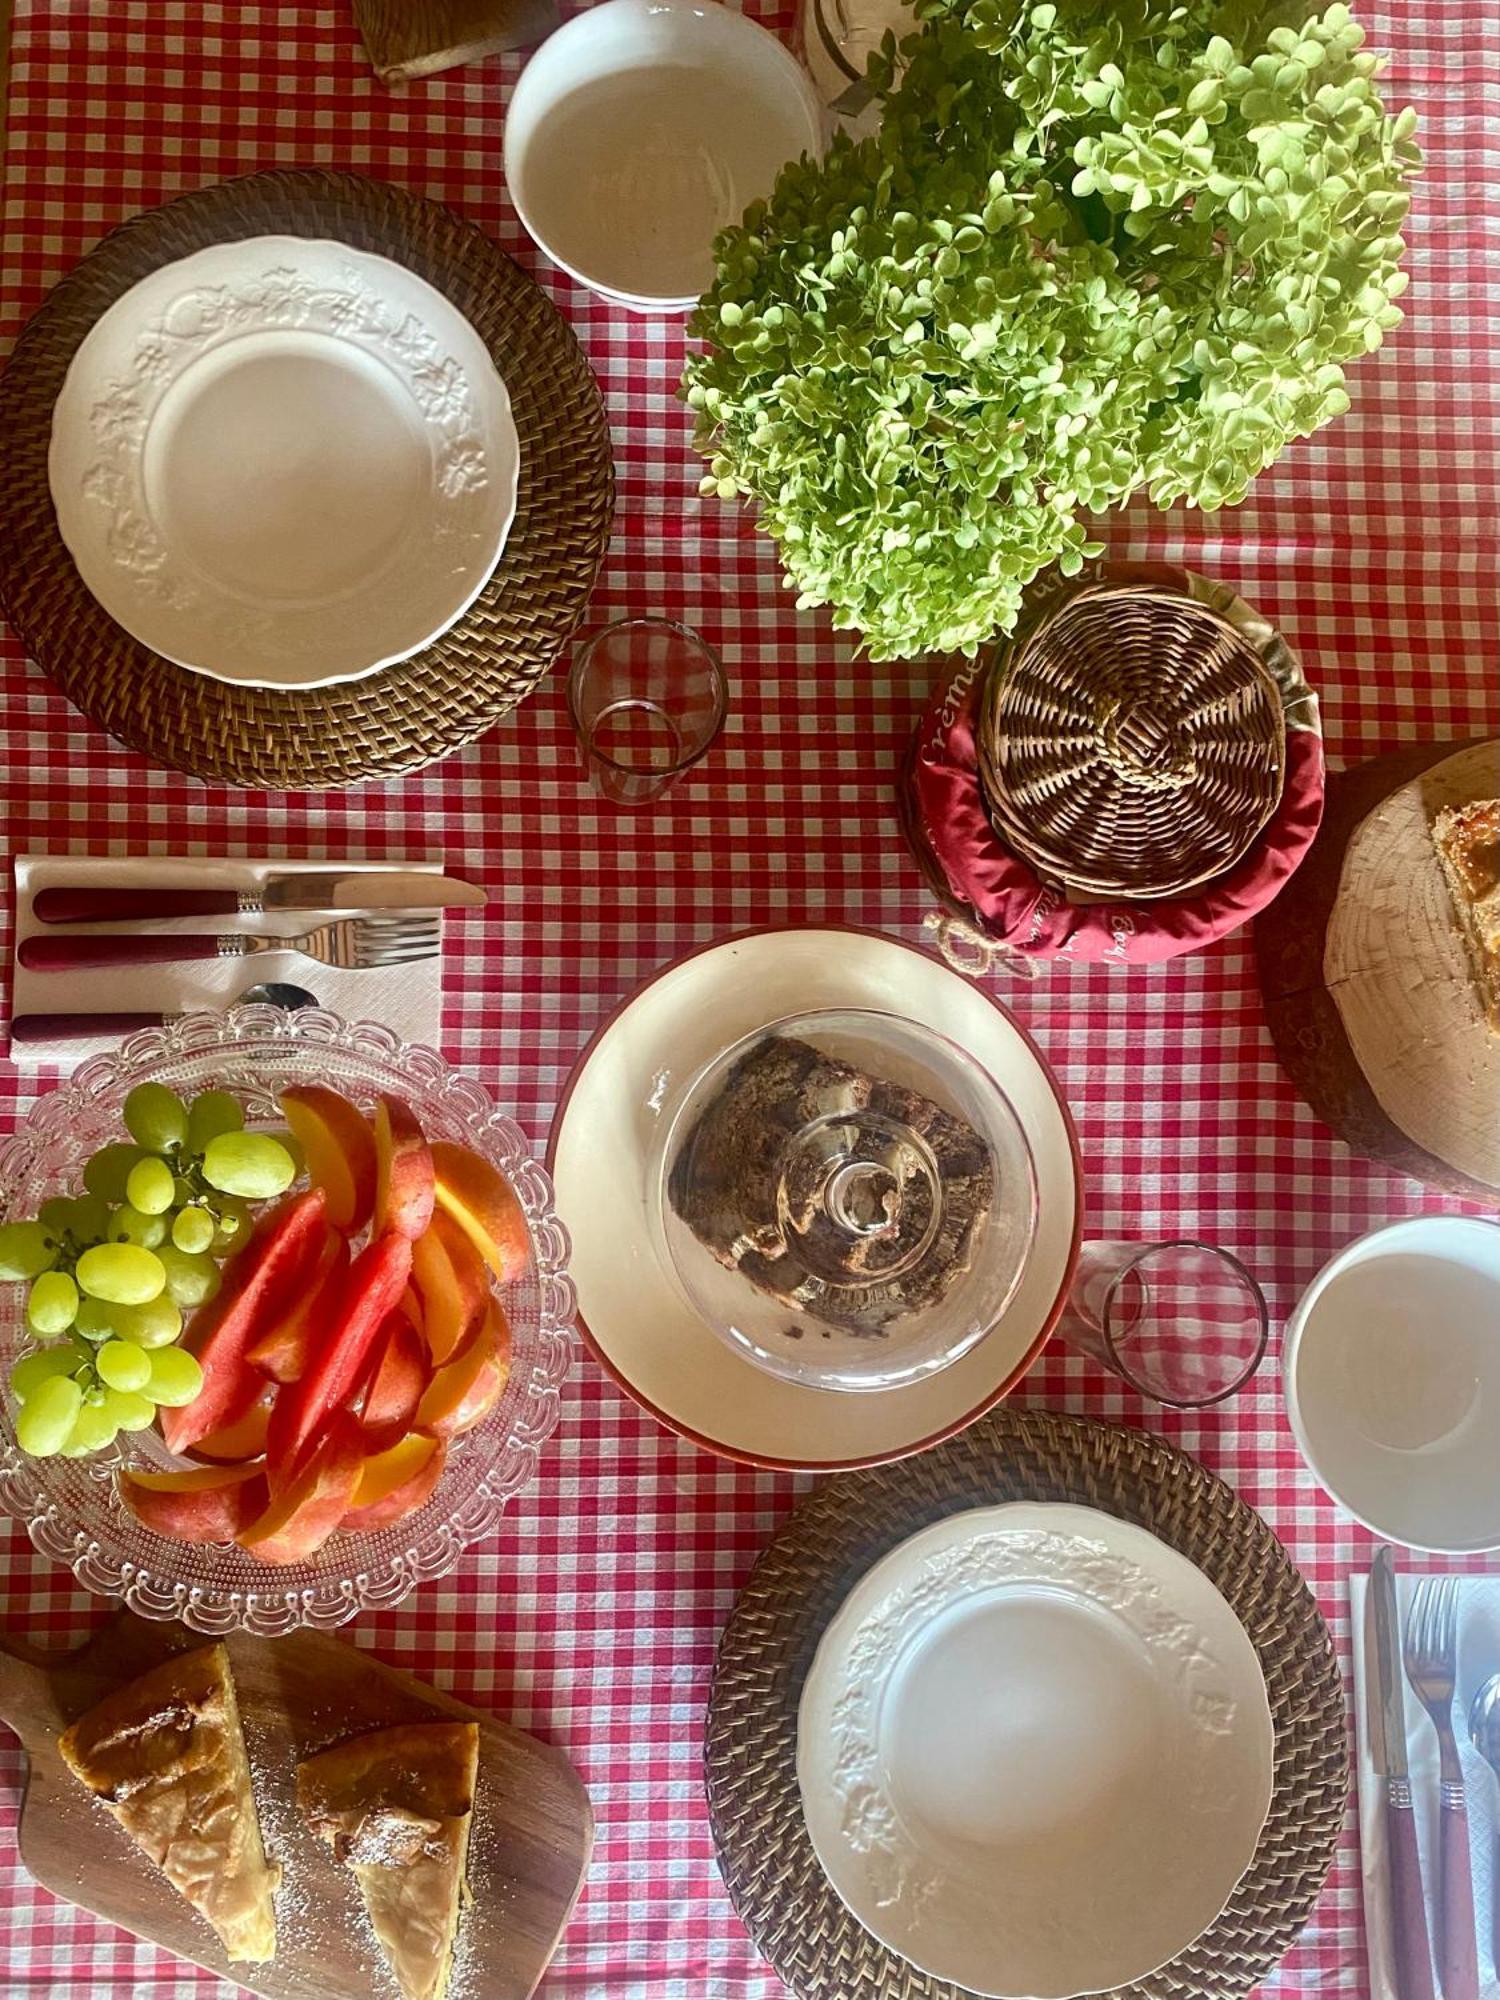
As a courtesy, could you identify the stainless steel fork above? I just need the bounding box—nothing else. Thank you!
[222,917,441,969]
[18,915,442,974]
[1404,1577,1479,2000]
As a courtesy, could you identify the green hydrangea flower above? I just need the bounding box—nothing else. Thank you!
[684,0,1419,660]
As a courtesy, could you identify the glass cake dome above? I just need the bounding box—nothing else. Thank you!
[651,1009,1038,1392]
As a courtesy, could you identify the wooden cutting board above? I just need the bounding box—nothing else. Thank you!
[0,1610,594,1999]
[1255,736,1500,1203]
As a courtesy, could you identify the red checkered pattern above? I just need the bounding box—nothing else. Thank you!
[1,3,1497,1994]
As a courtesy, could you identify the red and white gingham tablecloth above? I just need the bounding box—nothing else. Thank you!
[0,3,1497,1994]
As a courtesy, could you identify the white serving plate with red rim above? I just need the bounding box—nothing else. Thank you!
[547,926,1082,1469]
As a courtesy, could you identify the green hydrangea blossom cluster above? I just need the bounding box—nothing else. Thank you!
[683,0,1419,660]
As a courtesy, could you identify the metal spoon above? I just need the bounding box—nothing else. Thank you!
[9,982,321,1045]
[233,983,319,1012]
[1468,1674,1500,1973]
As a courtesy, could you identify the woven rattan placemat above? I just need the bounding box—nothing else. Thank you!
[0,167,614,790]
[706,1404,1346,2000]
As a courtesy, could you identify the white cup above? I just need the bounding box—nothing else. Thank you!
[504,0,825,313]
[1284,1215,1500,1553]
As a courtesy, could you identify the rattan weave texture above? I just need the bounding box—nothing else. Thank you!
[978,583,1286,900]
[0,168,614,790]
[706,1404,1346,2000]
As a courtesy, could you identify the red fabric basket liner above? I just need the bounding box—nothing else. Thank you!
[906,566,1326,965]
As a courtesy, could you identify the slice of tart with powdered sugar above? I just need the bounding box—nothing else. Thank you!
[297,1719,479,2000]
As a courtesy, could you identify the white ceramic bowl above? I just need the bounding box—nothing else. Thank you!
[1284,1216,1500,1553]
[504,0,824,312]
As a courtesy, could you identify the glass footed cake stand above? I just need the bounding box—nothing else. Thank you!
[653,1009,1037,1392]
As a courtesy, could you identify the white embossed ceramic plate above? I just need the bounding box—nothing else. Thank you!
[797,1501,1274,1998]
[48,237,520,688]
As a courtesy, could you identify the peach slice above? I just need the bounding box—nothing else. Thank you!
[413,1302,511,1440]
[186,1392,273,1465]
[400,1282,426,1341]
[409,1208,490,1366]
[237,1415,363,1565]
[373,1095,435,1242]
[245,1227,349,1386]
[280,1085,377,1234]
[430,1141,530,1283]
[359,1310,431,1450]
[349,1431,437,1509]
[341,1434,447,1532]
[120,1460,268,1543]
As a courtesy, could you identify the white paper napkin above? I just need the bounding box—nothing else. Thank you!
[1351,1568,1500,2000]
[9,855,447,1069]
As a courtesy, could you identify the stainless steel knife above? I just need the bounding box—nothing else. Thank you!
[32,872,487,925]
[1369,1546,1437,2000]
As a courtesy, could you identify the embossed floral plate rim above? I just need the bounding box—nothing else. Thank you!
[47,236,520,689]
[796,1500,1275,1999]
[0,1006,574,1637]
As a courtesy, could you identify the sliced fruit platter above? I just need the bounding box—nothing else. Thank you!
[0,1008,573,1633]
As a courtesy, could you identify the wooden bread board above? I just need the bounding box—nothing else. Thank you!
[1255,736,1500,1203]
[0,1610,594,2000]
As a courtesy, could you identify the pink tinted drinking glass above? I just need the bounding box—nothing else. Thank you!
[567,618,728,807]
[1056,1239,1268,1407]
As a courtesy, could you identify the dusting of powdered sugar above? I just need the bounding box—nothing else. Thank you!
[443,1743,521,2000]
[341,1806,446,1867]
[237,1697,313,1946]
[226,1686,536,1998]
[285,1709,426,1998]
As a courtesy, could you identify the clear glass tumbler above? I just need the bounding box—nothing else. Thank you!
[1056,1239,1268,1407]
[798,0,914,125]
[567,617,728,808]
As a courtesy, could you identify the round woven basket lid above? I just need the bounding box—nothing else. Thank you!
[0,169,615,791]
[706,1404,1346,2000]
[978,579,1287,900]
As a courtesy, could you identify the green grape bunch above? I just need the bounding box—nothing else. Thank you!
[0,1081,298,1462]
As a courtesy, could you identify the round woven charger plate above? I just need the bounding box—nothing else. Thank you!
[0,169,615,790]
[978,580,1286,901]
[706,1404,1346,2000]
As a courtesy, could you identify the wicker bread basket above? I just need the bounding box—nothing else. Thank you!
[977,579,1287,900]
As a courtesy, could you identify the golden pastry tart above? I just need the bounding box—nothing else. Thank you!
[297,1719,479,2000]
[58,1642,279,1962]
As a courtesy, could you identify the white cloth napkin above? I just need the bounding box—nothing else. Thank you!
[10,855,446,1069]
[1351,1568,1500,2000]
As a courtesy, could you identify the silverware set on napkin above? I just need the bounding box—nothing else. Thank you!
[1369,1547,1498,2000]
[13,870,483,1043]
[21,914,443,973]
